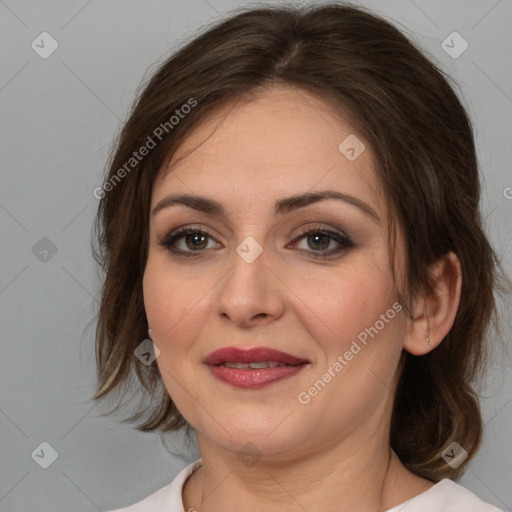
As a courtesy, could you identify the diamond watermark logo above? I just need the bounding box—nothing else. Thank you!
[31,32,59,59]
[32,237,58,263]
[237,442,262,468]
[338,134,365,161]
[441,32,468,59]
[31,441,58,469]
[134,339,160,366]
[441,441,468,468]
[236,236,263,263]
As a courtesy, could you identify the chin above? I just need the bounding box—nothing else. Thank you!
[195,413,311,460]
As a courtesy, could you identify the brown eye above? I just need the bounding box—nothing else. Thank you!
[291,228,354,259]
[160,228,221,257]
[306,233,331,251]
[184,232,209,250]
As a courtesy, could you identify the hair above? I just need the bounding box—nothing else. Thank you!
[91,2,508,481]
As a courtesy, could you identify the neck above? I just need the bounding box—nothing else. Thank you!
[182,432,434,512]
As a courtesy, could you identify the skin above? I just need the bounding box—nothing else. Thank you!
[142,84,462,511]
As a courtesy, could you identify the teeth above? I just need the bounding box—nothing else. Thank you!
[249,361,271,369]
[221,361,286,369]
[223,362,250,369]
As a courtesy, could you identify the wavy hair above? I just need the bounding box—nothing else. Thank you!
[91,2,508,480]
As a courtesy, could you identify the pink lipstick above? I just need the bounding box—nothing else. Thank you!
[204,347,309,389]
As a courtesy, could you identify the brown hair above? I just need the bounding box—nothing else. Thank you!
[91,2,508,480]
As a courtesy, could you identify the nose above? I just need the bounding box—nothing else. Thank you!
[216,240,285,328]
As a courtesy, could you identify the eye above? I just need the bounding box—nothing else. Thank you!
[160,226,221,257]
[159,224,354,260]
[290,226,354,259]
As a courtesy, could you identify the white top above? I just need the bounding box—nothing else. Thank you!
[106,459,504,512]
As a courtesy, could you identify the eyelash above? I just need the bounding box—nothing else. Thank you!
[159,224,355,260]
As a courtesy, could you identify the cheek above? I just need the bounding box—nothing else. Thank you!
[142,255,219,391]
[142,258,208,419]
[289,260,396,351]
[292,261,405,406]
[143,255,206,340]
[298,289,404,431]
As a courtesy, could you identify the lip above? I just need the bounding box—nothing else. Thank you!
[204,347,309,390]
[203,347,309,366]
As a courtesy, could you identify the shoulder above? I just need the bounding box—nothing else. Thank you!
[105,459,202,512]
[386,478,505,512]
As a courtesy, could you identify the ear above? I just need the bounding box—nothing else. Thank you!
[404,251,462,356]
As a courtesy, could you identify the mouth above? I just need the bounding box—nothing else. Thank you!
[204,346,309,389]
[219,361,298,369]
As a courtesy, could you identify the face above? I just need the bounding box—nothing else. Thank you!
[143,85,409,460]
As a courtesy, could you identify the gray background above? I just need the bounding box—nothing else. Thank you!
[1,0,511,510]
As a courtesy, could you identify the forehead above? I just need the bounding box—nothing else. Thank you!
[154,85,382,218]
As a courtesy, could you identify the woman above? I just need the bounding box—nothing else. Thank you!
[93,3,508,511]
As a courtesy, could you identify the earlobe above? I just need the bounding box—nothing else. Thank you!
[404,251,462,356]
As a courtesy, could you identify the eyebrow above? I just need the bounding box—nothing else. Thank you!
[151,190,380,224]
